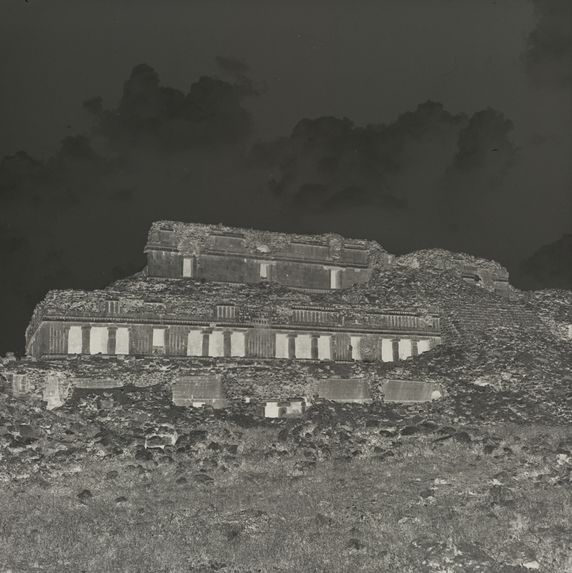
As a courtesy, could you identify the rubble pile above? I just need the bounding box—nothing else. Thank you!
[522,289,572,342]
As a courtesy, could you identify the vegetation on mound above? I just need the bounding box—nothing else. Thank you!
[0,426,570,572]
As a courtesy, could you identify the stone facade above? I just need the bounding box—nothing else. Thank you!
[7,219,527,409]
[144,220,392,290]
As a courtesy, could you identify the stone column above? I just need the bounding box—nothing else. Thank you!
[350,336,362,361]
[202,331,210,357]
[287,334,297,359]
[411,339,418,357]
[223,331,232,357]
[81,325,91,355]
[107,326,117,355]
[381,338,394,362]
[392,338,400,362]
[310,335,319,360]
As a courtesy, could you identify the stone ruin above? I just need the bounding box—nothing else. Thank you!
[0,220,532,414]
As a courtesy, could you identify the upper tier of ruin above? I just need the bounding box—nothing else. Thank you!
[144,220,511,294]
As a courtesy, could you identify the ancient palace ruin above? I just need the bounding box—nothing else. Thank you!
[3,220,533,411]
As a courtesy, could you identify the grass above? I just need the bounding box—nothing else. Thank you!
[1,426,571,573]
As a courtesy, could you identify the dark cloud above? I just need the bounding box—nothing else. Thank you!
[85,63,257,153]
[216,56,250,76]
[251,101,518,228]
[451,108,516,176]
[524,0,572,88]
[515,234,572,290]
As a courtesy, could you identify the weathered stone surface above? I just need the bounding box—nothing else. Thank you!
[383,379,442,403]
[318,378,371,403]
[171,375,227,408]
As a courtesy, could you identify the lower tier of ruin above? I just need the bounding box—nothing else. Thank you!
[28,320,441,363]
[1,356,444,412]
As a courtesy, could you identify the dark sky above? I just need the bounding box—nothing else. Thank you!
[0,0,571,354]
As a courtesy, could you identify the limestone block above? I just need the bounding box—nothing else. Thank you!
[230,331,246,357]
[90,327,109,355]
[171,375,226,408]
[43,375,65,410]
[317,335,332,360]
[275,333,289,358]
[318,378,371,402]
[381,339,394,362]
[209,331,225,357]
[398,338,412,359]
[383,379,441,402]
[417,339,431,355]
[295,334,312,359]
[67,326,82,354]
[187,330,203,356]
[350,336,362,360]
[116,327,130,355]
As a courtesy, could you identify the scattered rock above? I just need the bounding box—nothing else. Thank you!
[77,489,92,501]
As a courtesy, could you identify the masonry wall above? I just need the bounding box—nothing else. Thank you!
[147,250,372,290]
[30,319,441,363]
[2,354,418,404]
[145,221,383,289]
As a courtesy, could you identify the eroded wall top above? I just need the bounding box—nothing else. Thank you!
[145,220,391,268]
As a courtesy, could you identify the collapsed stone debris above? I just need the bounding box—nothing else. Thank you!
[1,220,570,417]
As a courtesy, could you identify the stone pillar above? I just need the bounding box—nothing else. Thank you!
[417,339,431,354]
[209,331,225,357]
[381,338,394,362]
[392,338,400,362]
[202,331,210,357]
[311,335,319,360]
[287,334,296,359]
[350,336,362,361]
[67,326,82,354]
[411,339,418,357]
[399,338,412,359]
[81,325,91,355]
[187,330,203,356]
[223,331,232,357]
[317,335,332,360]
[230,331,246,357]
[116,327,130,355]
[275,333,289,358]
[107,326,117,355]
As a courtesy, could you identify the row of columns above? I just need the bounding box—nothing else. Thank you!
[66,324,435,361]
[67,325,129,355]
[188,330,434,361]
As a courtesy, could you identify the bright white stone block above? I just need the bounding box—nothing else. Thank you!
[350,336,362,360]
[318,335,331,360]
[90,327,108,355]
[209,331,225,357]
[187,330,203,356]
[275,333,289,358]
[230,331,245,357]
[381,339,394,362]
[152,328,165,347]
[67,326,82,354]
[264,402,281,418]
[295,334,312,359]
[417,339,431,355]
[183,257,193,277]
[330,268,342,289]
[398,338,412,359]
[116,327,130,355]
